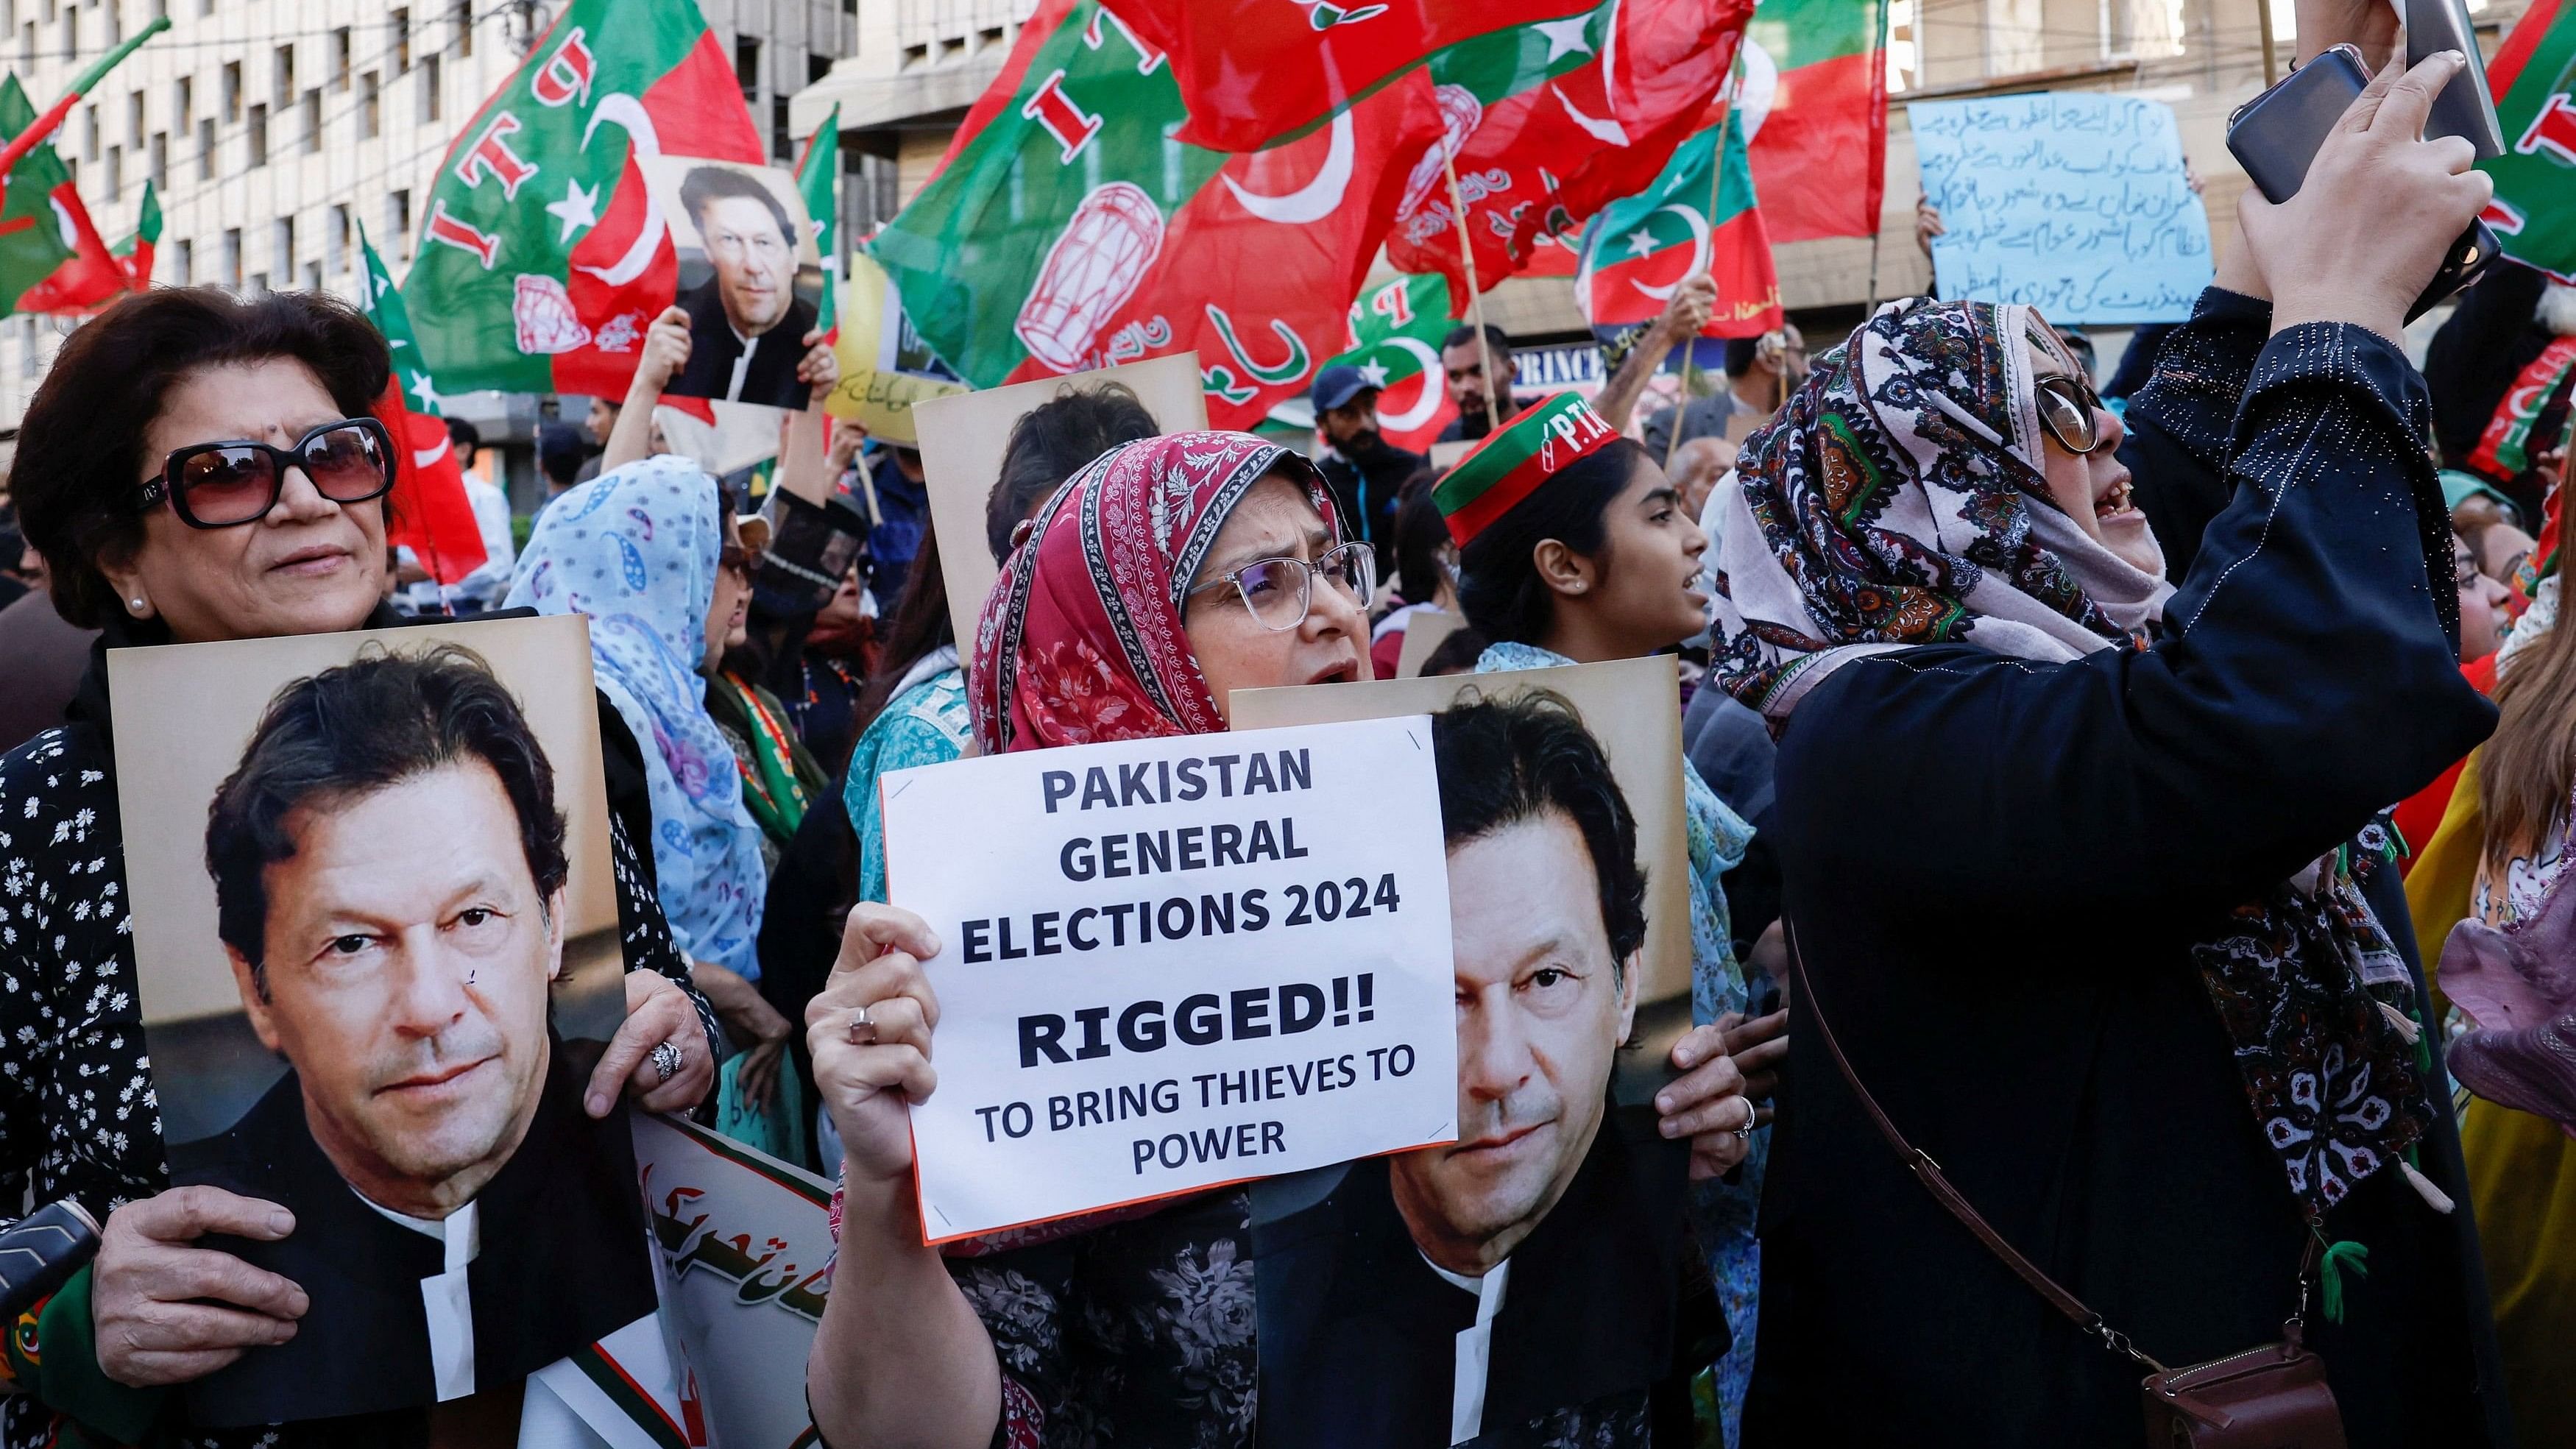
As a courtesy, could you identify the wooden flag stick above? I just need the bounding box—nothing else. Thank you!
[1440,138,1504,432]
[1666,123,1730,470]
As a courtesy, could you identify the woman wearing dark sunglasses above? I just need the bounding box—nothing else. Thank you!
[0,287,720,1446]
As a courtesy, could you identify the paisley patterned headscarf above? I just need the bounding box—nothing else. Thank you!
[506,455,768,977]
[969,431,1342,755]
[1712,298,2437,1216]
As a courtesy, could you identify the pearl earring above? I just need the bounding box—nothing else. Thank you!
[129,598,145,612]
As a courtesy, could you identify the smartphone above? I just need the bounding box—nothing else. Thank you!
[2408,0,2505,158]
[2226,43,2371,202]
[2225,43,2502,320]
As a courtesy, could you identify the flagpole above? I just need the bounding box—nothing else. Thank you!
[0,15,168,181]
[1439,139,1503,431]
[1666,123,1730,470]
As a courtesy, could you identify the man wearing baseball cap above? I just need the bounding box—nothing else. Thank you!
[1311,362,1426,576]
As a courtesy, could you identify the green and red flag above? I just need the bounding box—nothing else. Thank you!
[1097,0,1590,153]
[0,83,74,318]
[2468,338,2576,479]
[1577,107,1779,340]
[1326,272,1457,451]
[793,104,839,339]
[357,227,487,587]
[873,0,1443,429]
[1381,0,1755,313]
[2480,0,2576,281]
[0,74,128,315]
[403,0,765,399]
[1733,0,1889,244]
[113,178,159,289]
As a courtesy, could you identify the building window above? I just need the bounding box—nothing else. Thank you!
[174,74,191,130]
[301,88,319,151]
[332,26,350,89]
[125,89,141,146]
[392,8,409,74]
[55,6,69,60]
[771,96,790,161]
[194,116,212,178]
[272,215,292,279]
[359,71,378,138]
[17,22,30,70]
[735,37,760,101]
[273,44,292,108]
[104,143,118,196]
[302,260,319,292]
[174,236,190,283]
[80,103,94,161]
[148,129,163,188]
[452,0,470,57]
[104,0,118,45]
[222,60,240,122]
[20,319,37,380]
[245,102,265,165]
[222,227,241,289]
[387,188,410,261]
[328,202,347,274]
[419,54,439,122]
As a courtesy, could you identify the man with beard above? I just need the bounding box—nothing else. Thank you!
[1437,325,1523,443]
[1311,364,1426,575]
[170,648,654,1425]
[1251,694,1699,1448]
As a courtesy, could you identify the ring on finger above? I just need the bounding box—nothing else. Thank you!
[848,1005,877,1046]
[1732,1097,1758,1140]
[650,1041,683,1084]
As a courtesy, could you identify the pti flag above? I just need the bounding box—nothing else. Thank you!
[794,104,840,337]
[1381,0,1753,313]
[1326,272,1458,452]
[403,0,765,398]
[1578,108,1780,338]
[1738,0,1889,244]
[357,229,487,587]
[2481,0,2576,281]
[872,0,1442,428]
[1097,0,1591,153]
[0,74,128,315]
[115,178,160,289]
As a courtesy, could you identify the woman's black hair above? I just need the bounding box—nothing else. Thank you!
[13,287,394,630]
[1454,439,1645,645]
[983,383,1161,562]
[843,530,956,773]
[1390,469,1450,606]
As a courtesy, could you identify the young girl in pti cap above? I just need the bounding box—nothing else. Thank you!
[1437,393,1772,1440]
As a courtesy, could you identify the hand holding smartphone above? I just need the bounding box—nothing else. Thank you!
[2226,46,2501,325]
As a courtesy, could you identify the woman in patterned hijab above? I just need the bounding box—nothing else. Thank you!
[969,431,1372,751]
[1714,294,2502,1444]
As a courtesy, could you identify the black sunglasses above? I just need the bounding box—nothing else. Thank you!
[136,417,397,529]
[2033,374,2106,455]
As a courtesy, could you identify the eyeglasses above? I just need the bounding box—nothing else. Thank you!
[1187,539,1375,631]
[2033,374,2107,455]
[137,418,396,529]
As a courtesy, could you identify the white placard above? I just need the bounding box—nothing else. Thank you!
[882,716,1459,1243]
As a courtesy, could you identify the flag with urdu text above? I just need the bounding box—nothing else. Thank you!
[1578,107,1780,339]
[1381,0,1755,313]
[0,74,126,314]
[114,178,159,289]
[357,228,488,587]
[1324,272,1458,452]
[1096,0,1591,154]
[2480,0,2576,281]
[403,0,765,399]
[793,104,839,338]
[872,0,1443,429]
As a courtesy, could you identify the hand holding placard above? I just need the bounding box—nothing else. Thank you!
[805,904,946,1187]
[879,716,1459,1243]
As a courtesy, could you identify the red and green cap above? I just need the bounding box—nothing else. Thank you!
[1432,392,1623,545]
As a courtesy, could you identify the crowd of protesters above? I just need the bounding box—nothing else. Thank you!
[0,10,2569,1447]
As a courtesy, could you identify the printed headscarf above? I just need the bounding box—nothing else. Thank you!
[1708,297,2172,719]
[969,431,1341,755]
[1712,298,2435,1216]
[505,455,768,977]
